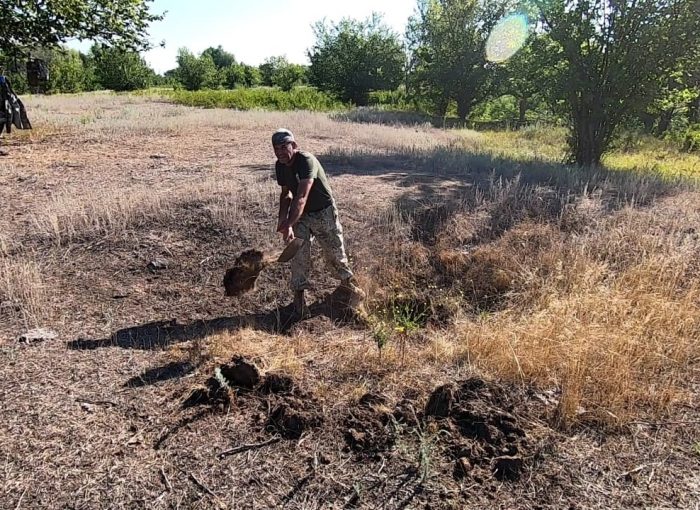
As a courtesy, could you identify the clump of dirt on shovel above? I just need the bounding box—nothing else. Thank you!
[223,249,266,296]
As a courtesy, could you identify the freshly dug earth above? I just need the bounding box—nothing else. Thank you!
[188,359,548,485]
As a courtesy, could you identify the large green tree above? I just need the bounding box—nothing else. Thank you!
[407,0,514,120]
[0,0,163,56]
[308,14,405,105]
[201,46,236,70]
[534,0,700,166]
[175,48,219,91]
[90,44,154,91]
[259,56,306,90]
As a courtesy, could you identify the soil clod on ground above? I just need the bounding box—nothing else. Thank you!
[217,356,261,389]
[344,392,397,455]
[268,395,323,439]
[260,372,295,394]
[424,378,532,482]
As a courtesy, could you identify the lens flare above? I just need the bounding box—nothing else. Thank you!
[485,13,530,63]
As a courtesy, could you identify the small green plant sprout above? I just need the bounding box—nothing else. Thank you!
[372,321,390,361]
[391,300,427,365]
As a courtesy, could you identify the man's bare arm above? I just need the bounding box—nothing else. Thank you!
[285,179,314,227]
[278,186,292,227]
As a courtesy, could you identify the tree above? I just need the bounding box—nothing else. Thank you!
[499,34,563,124]
[0,0,163,57]
[175,48,219,91]
[90,44,154,91]
[48,49,87,93]
[259,56,307,91]
[534,0,700,166]
[308,14,405,105]
[201,46,236,69]
[407,0,514,120]
[274,63,307,91]
[242,65,262,88]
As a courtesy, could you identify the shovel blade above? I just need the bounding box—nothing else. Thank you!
[277,238,304,263]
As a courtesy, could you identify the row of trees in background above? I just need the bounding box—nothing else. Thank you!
[1,45,309,94]
[1,0,699,166]
[172,48,307,91]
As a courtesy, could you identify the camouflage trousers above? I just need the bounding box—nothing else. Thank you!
[290,204,353,291]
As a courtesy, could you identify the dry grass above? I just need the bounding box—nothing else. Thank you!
[28,178,280,246]
[30,186,174,245]
[0,258,46,326]
[356,175,700,428]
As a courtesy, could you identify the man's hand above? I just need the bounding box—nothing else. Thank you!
[277,221,295,242]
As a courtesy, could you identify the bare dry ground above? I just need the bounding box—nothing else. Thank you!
[1,93,699,509]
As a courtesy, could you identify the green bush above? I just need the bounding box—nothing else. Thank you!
[163,86,345,111]
[683,125,700,152]
[367,88,412,110]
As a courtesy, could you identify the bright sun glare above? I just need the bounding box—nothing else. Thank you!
[485,13,530,63]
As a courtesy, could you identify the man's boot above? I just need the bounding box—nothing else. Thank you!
[293,290,309,318]
[339,277,365,309]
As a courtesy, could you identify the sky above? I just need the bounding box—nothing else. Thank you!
[69,0,418,73]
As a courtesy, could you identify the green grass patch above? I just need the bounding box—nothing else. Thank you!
[468,127,700,177]
[156,86,346,112]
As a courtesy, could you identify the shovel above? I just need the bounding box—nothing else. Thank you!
[223,238,305,296]
[274,237,305,264]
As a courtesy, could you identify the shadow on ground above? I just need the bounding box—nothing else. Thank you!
[68,287,360,351]
[320,144,690,245]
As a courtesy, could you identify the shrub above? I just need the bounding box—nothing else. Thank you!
[163,87,345,111]
[682,125,700,152]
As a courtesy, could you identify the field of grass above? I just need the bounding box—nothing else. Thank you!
[478,125,700,177]
[0,93,698,508]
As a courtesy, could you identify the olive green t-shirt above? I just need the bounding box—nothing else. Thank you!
[276,151,334,213]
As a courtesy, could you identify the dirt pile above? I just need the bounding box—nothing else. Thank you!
[343,393,397,456]
[183,357,324,439]
[424,378,533,482]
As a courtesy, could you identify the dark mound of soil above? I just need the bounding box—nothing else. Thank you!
[218,356,261,389]
[182,376,230,409]
[268,393,324,439]
[223,249,266,296]
[343,392,397,456]
[260,372,295,394]
[425,378,531,481]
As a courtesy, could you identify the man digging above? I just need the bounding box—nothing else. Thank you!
[272,128,363,318]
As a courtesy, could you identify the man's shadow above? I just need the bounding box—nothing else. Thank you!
[67,287,362,352]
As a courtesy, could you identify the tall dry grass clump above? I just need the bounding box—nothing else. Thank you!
[30,187,174,245]
[455,197,699,428]
[27,178,279,246]
[0,259,46,326]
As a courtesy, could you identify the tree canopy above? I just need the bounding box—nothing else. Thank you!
[1,1,163,57]
[534,0,700,165]
[308,14,405,106]
[407,0,515,120]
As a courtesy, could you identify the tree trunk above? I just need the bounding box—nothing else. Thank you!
[640,112,655,134]
[434,96,449,118]
[518,97,528,126]
[655,107,674,136]
[569,91,610,167]
[456,96,472,123]
[688,96,700,124]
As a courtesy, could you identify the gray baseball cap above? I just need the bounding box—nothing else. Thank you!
[272,128,295,146]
